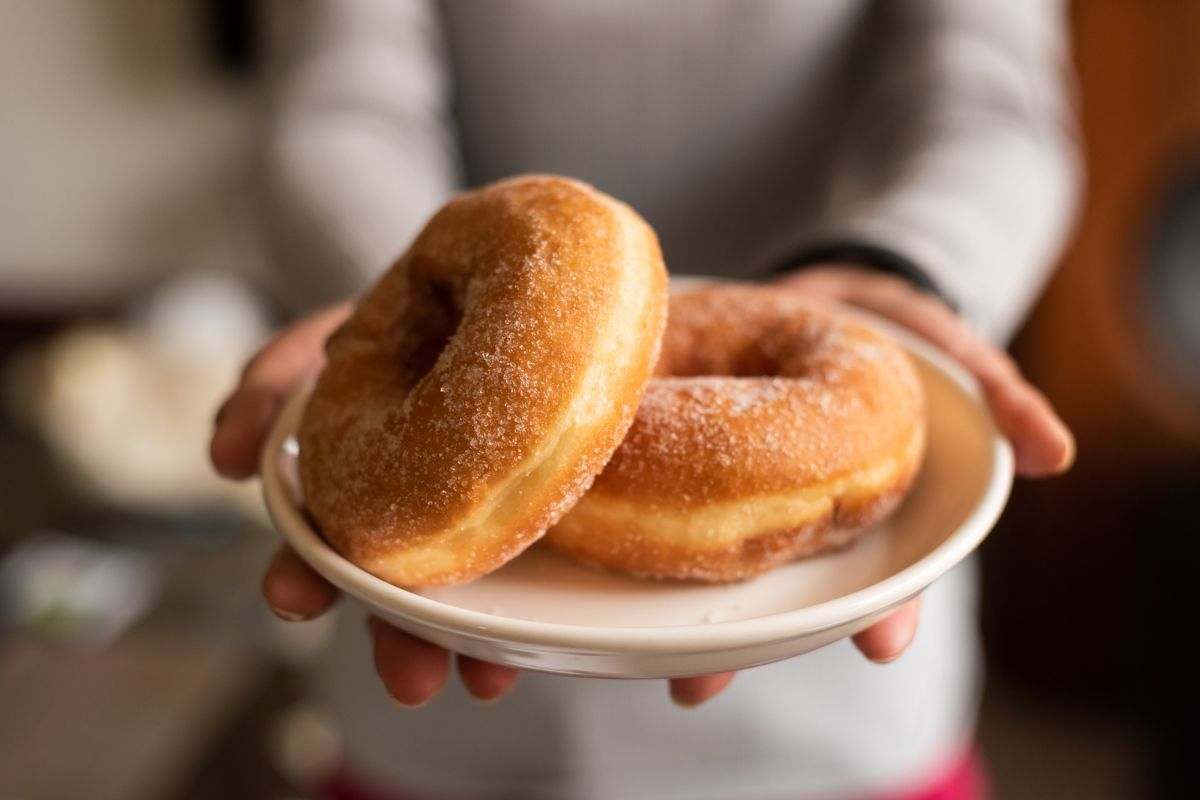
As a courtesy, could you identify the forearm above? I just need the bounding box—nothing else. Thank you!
[790,0,1082,342]
[264,117,459,308]
[261,0,462,311]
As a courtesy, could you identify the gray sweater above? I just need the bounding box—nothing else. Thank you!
[265,1,1079,797]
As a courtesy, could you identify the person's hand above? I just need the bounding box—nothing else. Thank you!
[671,265,1074,704]
[209,302,689,706]
[211,264,1074,709]
[211,302,519,703]
[777,265,1075,476]
[758,264,1075,675]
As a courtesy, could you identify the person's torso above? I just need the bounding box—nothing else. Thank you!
[319,561,980,800]
[316,5,983,798]
[440,0,871,277]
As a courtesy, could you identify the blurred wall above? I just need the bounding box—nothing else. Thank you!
[0,1,263,311]
[984,0,1200,714]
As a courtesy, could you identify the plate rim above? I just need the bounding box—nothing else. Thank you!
[260,305,1013,656]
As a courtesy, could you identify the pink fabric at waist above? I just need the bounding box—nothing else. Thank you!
[318,747,988,800]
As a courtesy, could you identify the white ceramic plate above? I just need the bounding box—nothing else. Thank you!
[261,304,1012,679]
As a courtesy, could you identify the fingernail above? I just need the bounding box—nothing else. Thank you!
[271,607,308,622]
[392,696,429,710]
[1058,434,1077,473]
[470,692,509,706]
[670,694,703,709]
[213,398,232,427]
[870,652,904,665]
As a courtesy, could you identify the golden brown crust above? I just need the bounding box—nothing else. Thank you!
[545,285,926,582]
[298,176,668,587]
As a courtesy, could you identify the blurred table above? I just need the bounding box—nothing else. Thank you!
[0,632,264,800]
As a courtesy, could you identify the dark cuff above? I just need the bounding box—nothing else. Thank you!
[771,241,956,310]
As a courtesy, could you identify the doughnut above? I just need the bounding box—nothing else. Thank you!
[545,284,926,582]
[298,176,668,587]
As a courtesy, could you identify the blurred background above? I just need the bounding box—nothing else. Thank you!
[0,2,1197,798]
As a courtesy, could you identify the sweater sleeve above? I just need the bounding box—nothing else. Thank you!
[786,0,1082,342]
[262,0,462,311]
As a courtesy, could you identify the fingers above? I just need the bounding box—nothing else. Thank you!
[874,291,1074,476]
[774,267,860,301]
[369,616,451,707]
[900,307,1073,476]
[262,546,340,621]
[210,389,283,479]
[457,655,520,702]
[669,672,736,707]
[266,551,516,706]
[984,380,1075,477]
[921,313,1074,476]
[240,302,353,395]
[852,597,921,663]
[210,302,352,480]
[786,270,1075,477]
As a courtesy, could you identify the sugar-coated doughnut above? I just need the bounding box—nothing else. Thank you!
[298,176,667,587]
[546,285,926,582]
